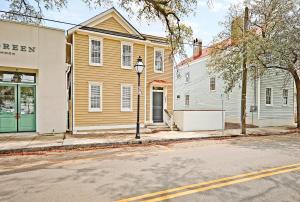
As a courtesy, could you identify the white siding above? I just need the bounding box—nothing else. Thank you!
[174,57,294,127]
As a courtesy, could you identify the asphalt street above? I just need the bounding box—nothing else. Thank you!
[0,133,299,202]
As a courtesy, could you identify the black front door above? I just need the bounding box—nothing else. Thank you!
[153,92,163,123]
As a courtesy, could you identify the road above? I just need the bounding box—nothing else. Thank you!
[0,134,299,202]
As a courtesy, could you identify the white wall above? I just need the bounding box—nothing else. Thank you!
[174,110,225,131]
[0,20,67,134]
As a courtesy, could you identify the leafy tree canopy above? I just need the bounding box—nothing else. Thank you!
[1,0,209,56]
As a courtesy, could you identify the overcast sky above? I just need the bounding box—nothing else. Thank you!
[1,0,242,56]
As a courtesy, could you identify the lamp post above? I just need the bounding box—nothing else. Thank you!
[134,56,145,139]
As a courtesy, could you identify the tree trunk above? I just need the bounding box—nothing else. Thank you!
[241,6,249,135]
[295,78,300,128]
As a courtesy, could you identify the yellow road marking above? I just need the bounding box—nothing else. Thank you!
[143,166,300,202]
[116,163,300,202]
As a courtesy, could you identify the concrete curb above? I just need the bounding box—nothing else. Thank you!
[0,134,243,155]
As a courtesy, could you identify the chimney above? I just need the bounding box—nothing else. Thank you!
[193,38,202,58]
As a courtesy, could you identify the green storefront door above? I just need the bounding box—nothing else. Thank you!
[0,84,18,132]
[18,85,36,132]
[0,84,36,133]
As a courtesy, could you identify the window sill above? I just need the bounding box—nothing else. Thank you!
[154,70,164,73]
[89,109,102,112]
[121,109,132,112]
[121,66,133,70]
[89,63,103,67]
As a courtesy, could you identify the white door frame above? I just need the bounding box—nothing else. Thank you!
[150,85,167,123]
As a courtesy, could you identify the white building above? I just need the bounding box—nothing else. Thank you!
[0,20,67,134]
[174,39,295,130]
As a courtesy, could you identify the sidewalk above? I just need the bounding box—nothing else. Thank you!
[0,127,298,154]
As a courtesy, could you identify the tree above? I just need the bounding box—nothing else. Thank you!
[248,0,300,127]
[208,0,300,128]
[0,0,208,56]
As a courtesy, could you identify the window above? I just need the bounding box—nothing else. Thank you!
[121,84,133,111]
[89,37,103,66]
[210,77,216,91]
[283,89,288,106]
[176,71,181,79]
[121,42,133,68]
[177,95,180,99]
[154,49,164,72]
[89,83,102,112]
[185,95,190,106]
[185,72,190,82]
[266,88,272,106]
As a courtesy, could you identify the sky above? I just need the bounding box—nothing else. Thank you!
[0,0,243,56]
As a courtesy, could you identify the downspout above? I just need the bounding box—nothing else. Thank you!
[66,41,72,133]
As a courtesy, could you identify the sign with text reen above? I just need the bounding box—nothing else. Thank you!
[0,42,37,56]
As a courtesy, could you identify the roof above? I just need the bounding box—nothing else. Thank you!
[176,47,211,68]
[142,34,168,45]
[67,7,170,45]
[176,38,232,68]
[68,7,144,39]
[80,26,143,40]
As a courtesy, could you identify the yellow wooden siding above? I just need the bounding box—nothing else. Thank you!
[146,47,173,122]
[74,33,145,126]
[93,17,130,34]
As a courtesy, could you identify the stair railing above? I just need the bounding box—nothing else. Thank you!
[164,109,174,130]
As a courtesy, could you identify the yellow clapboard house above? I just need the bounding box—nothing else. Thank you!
[66,7,173,133]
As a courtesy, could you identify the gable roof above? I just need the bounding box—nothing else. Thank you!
[176,39,232,69]
[176,47,211,68]
[68,7,144,39]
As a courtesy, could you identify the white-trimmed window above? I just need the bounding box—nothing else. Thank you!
[185,72,190,82]
[121,42,133,69]
[266,88,272,106]
[89,82,102,112]
[185,94,190,106]
[121,84,133,111]
[210,77,216,91]
[283,89,288,106]
[154,48,164,72]
[89,37,103,66]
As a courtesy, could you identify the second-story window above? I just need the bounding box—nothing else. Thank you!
[121,42,133,69]
[89,37,103,66]
[210,77,216,91]
[154,49,164,72]
[185,72,190,82]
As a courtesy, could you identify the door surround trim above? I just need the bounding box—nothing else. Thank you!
[150,86,167,123]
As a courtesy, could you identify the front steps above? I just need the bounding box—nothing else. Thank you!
[146,123,179,132]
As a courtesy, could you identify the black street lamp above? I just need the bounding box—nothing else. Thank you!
[134,56,145,139]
